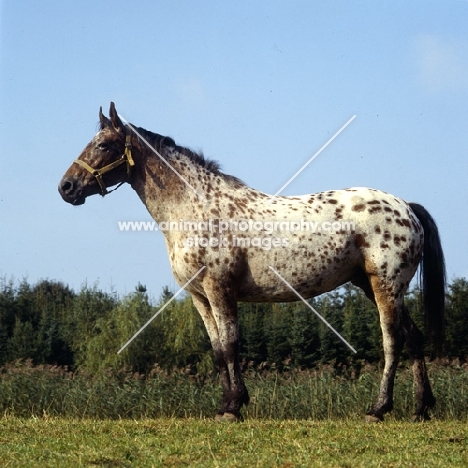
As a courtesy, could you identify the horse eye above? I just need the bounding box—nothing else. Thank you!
[97,143,110,151]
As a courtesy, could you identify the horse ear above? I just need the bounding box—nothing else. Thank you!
[109,102,125,133]
[99,106,111,129]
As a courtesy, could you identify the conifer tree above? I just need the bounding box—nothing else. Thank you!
[65,283,117,369]
[265,303,291,368]
[317,291,347,364]
[0,277,17,364]
[239,302,268,366]
[342,284,381,362]
[289,301,320,367]
[7,318,37,361]
[445,278,468,359]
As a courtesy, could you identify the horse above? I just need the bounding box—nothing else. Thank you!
[59,102,445,423]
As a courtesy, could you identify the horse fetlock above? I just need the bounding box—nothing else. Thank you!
[413,402,434,422]
[366,400,393,422]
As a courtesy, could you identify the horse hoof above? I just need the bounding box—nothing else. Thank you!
[365,414,383,423]
[214,412,240,423]
[214,413,224,422]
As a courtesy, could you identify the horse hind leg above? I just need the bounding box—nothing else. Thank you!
[401,306,436,421]
[365,275,405,423]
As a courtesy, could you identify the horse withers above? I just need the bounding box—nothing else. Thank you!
[59,103,445,422]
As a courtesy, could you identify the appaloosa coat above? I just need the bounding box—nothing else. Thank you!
[59,103,445,422]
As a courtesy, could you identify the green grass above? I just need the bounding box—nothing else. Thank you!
[0,417,467,467]
[1,362,467,466]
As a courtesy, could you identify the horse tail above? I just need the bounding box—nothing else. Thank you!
[409,203,446,357]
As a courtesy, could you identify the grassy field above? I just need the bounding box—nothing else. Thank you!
[0,417,467,467]
[1,362,467,466]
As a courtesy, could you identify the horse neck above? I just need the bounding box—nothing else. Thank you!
[130,142,238,222]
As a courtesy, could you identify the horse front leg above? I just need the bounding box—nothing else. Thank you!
[214,314,249,421]
[191,291,249,421]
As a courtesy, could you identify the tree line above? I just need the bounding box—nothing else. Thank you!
[0,276,467,375]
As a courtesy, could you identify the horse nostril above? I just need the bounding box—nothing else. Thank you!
[59,176,80,201]
[61,181,72,193]
[59,174,87,204]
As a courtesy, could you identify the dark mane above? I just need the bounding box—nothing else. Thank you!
[132,126,244,185]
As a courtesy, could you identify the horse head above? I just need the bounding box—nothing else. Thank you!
[58,102,134,205]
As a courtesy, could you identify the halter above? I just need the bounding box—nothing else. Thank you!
[73,127,135,196]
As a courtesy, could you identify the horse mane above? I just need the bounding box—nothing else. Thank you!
[132,125,244,186]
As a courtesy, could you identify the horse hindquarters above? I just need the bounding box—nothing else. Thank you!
[364,202,445,422]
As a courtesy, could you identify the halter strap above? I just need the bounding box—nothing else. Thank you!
[73,128,135,196]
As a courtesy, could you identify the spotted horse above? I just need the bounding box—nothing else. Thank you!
[59,103,446,423]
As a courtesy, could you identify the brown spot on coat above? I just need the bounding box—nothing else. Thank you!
[352,204,365,212]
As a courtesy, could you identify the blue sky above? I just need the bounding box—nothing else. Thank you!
[1,1,467,299]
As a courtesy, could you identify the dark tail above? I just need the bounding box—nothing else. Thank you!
[409,203,446,357]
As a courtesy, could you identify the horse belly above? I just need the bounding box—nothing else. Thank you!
[236,233,360,302]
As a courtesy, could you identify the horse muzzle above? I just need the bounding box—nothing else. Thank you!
[58,175,86,205]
